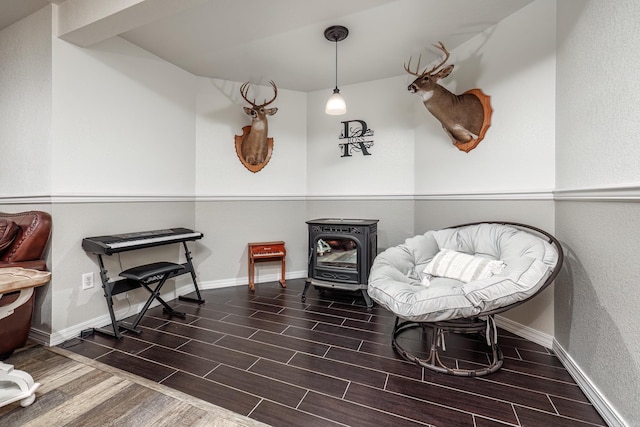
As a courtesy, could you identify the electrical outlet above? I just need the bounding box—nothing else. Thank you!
[82,272,94,290]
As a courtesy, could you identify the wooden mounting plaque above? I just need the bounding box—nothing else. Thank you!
[234,126,274,173]
[453,89,493,153]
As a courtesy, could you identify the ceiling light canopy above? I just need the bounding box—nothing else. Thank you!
[324,25,348,115]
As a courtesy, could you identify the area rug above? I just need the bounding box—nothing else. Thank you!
[0,344,266,426]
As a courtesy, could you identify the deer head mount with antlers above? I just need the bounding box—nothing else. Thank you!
[405,42,492,153]
[234,80,278,172]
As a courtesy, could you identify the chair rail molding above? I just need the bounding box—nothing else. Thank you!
[6,185,639,204]
[554,183,640,202]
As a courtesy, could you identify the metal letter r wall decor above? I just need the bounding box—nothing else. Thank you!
[339,119,375,157]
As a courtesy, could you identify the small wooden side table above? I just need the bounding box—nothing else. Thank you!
[248,241,286,291]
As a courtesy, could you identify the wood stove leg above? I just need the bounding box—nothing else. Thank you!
[301,279,311,302]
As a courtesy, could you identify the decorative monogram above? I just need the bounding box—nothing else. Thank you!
[338,120,374,157]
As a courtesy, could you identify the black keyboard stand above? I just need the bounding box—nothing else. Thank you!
[91,239,204,340]
[117,262,186,334]
[177,241,205,304]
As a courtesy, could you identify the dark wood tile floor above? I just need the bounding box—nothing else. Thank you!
[58,279,607,427]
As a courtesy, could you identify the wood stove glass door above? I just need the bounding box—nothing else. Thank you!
[316,237,357,270]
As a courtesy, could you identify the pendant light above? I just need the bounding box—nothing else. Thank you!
[324,25,348,115]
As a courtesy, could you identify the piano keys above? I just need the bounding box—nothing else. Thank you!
[82,227,205,339]
[248,241,286,291]
[82,227,203,255]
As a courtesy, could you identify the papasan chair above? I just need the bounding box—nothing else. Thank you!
[367,221,563,376]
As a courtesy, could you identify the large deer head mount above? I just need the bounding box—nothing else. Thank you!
[234,80,278,172]
[405,42,492,153]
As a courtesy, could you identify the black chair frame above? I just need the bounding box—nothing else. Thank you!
[391,221,564,377]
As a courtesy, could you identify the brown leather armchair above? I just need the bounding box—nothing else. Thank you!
[0,211,52,359]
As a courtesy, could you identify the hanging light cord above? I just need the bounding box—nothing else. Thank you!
[334,39,339,92]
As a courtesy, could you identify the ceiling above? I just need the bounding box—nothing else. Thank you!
[0,0,52,31]
[1,0,534,92]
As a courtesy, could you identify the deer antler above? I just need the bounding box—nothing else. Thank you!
[404,41,450,77]
[404,54,424,77]
[423,41,450,75]
[240,80,278,108]
[240,81,258,108]
[261,80,278,107]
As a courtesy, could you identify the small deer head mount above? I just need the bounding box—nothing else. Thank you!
[234,81,278,172]
[405,42,492,153]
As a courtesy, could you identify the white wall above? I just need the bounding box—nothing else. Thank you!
[306,76,415,197]
[556,0,640,189]
[0,7,52,197]
[0,7,54,332]
[52,36,197,196]
[414,0,556,195]
[195,78,307,196]
[43,32,201,338]
[413,0,557,336]
[193,76,310,292]
[36,28,198,336]
[306,0,556,198]
[555,1,640,424]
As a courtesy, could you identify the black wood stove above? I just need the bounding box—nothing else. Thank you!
[303,218,378,308]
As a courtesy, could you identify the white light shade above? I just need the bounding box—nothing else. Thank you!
[325,90,346,115]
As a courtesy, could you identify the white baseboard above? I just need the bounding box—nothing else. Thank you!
[552,340,627,427]
[27,327,50,346]
[495,315,554,348]
[495,316,626,426]
[183,270,307,291]
[33,270,307,346]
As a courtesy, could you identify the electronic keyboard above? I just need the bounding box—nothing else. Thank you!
[82,227,203,255]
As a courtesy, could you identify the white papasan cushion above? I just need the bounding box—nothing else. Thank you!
[367,234,480,322]
[430,223,557,266]
[432,224,558,312]
[461,256,554,312]
[367,223,559,321]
